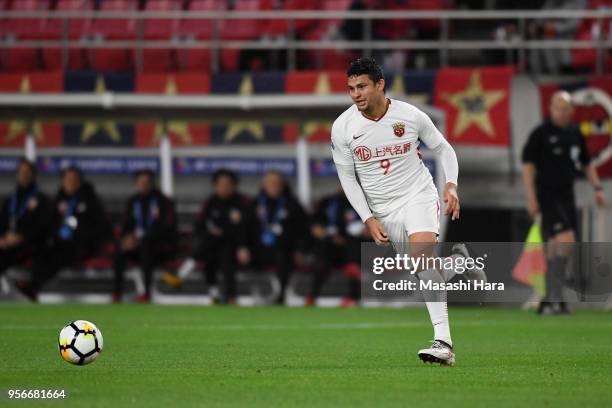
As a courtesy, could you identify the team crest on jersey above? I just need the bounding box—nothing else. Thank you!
[354,146,372,161]
[392,122,405,137]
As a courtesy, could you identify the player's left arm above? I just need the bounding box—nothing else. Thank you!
[416,109,460,220]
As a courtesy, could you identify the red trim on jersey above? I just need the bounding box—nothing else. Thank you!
[361,98,391,122]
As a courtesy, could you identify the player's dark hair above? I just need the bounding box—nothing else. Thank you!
[264,169,292,194]
[347,57,385,91]
[212,168,238,185]
[17,157,37,177]
[134,169,155,182]
[61,165,83,180]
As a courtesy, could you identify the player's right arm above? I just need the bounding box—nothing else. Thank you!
[331,120,389,244]
[521,128,541,219]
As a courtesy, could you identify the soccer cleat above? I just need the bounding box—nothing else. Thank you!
[339,297,358,308]
[304,295,315,307]
[452,243,487,284]
[208,286,221,304]
[15,280,38,302]
[161,271,183,288]
[418,340,455,366]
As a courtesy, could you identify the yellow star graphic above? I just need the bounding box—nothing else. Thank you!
[81,76,122,143]
[442,71,505,138]
[152,76,193,144]
[4,76,46,144]
[225,121,264,142]
[224,74,263,142]
[301,73,332,139]
[314,73,331,94]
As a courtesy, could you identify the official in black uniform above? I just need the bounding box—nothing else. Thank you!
[113,170,177,303]
[18,166,112,301]
[0,159,50,278]
[254,170,309,304]
[307,189,368,307]
[522,90,605,314]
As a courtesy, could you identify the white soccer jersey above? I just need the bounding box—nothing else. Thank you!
[331,98,444,218]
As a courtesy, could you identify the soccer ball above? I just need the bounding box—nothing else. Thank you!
[58,320,103,365]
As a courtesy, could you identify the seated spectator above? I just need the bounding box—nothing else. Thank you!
[306,189,367,307]
[113,170,177,303]
[0,159,50,280]
[17,166,111,301]
[253,170,309,304]
[163,169,254,304]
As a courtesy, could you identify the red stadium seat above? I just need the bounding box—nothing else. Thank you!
[302,0,351,41]
[219,0,269,71]
[219,0,264,41]
[143,0,181,39]
[90,0,138,71]
[572,0,612,71]
[2,0,51,71]
[4,0,50,38]
[263,0,320,38]
[178,0,225,39]
[176,0,227,72]
[141,0,183,72]
[91,0,138,38]
[42,0,94,71]
[300,0,352,70]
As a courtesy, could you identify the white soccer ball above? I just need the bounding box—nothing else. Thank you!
[58,320,103,365]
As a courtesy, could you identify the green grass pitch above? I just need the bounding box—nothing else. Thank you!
[1,305,611,407]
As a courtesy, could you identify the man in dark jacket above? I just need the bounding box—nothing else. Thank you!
[254,170,309,304]
[113,169,177,303]
[306,189,367,307]
[17,166,111,301]
[0,158,50,278]
[164,169,254,304]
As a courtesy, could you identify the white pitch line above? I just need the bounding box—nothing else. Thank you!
[1,320,611,331]
[0,322,427,331]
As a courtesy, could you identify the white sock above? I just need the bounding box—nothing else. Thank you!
[177,258,196,280]
[417,268,452,347]
[425,302,452,347]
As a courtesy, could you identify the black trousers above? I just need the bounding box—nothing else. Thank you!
[30,241,89,291]
[114,242,170,298]
[254,246,293,300]
[0,245,34,277]
[194,241,238,299]
[310,238,360,300]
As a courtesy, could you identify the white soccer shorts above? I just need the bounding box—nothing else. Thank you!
[377,193,440,253]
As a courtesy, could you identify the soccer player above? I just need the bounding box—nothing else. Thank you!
[331,58,484,366]
[522,90,605,315]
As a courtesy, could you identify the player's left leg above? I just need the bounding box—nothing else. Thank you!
[408,232,456,366]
